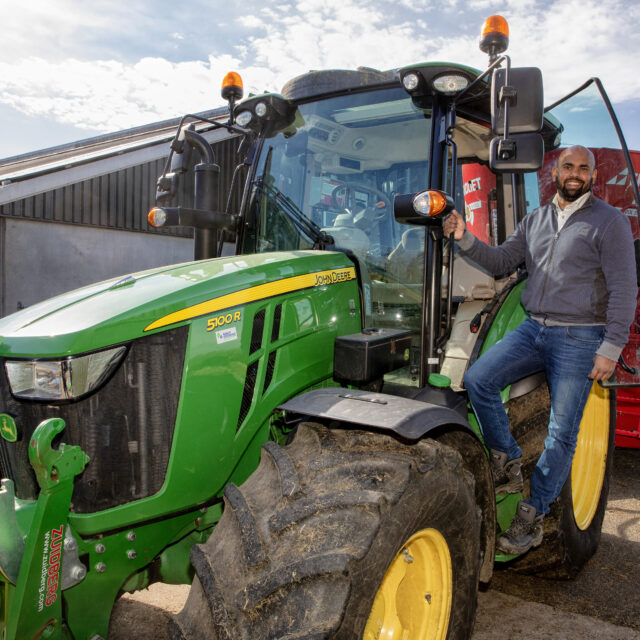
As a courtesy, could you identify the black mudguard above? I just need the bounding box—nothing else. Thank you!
[279,387,475,441]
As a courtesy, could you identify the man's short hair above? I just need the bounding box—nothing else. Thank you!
[556,145,596,171]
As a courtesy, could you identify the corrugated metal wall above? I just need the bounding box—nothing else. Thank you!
[0,136,245,238]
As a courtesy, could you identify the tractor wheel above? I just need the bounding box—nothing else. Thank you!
[169,422,482,640]
[507,382,615,578]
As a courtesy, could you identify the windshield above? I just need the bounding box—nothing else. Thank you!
[242,86,432,330]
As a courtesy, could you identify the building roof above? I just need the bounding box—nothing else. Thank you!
[0,106,235,205]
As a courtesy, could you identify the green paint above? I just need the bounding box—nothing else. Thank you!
[476,281,534,555]
[0,249,362,639]
[3,418,89,640]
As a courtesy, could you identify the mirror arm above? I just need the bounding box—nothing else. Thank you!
[452,54,510,107]
[499,55,513,143]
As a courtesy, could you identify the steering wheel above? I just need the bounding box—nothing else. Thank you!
[331,183,391,222]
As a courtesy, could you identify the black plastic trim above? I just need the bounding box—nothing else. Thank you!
[279,387,475,442]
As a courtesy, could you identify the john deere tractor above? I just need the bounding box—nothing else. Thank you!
[1,15,639,640]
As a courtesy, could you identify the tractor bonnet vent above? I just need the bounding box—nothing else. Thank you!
[271,304,282,342]
[237,361,259,431]
[250,309,266,354]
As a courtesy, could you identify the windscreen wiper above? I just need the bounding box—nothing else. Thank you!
[255,181,334,250]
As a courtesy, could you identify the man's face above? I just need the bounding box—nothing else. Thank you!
[552,148,597,202]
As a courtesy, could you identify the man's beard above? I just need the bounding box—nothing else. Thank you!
[555,175,593,202]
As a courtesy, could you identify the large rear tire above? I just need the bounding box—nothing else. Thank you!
[169,423,483,639]
[507,382,615,578]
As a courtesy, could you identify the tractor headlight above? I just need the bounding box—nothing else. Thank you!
[5,346,127,401]
[254,101,268,118]
[402,72,420,92]
[432,74,470,95]
[236,110,253,127]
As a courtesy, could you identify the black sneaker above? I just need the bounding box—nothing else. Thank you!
[490,449,524,494]
[497,501,544,555]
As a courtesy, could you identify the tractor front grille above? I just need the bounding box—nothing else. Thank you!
[0,326,188,513]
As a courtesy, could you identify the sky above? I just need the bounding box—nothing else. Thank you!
[1,0,640,160]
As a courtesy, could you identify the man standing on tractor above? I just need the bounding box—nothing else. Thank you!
[443,145,637,555]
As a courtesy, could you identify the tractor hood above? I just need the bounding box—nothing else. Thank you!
[0,250,356,358]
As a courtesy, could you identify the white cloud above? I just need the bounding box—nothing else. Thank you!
[237,15,266,29]
[501,0,640,103]
[0,55,237,132]
[0,0,638,142]
[0,1,113,62]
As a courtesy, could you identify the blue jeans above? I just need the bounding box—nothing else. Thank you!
[464,317,604,515]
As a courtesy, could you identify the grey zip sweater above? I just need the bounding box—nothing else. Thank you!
[458,194,637,361]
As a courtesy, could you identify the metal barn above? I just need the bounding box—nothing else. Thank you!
[0,109,240,317]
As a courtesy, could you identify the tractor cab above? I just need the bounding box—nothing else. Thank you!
[229,52,555,388]
[238,78,434,331]
[219,24,639,391]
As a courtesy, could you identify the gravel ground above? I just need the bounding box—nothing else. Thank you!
[108,447,640,640]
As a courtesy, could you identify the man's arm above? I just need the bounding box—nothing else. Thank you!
[443,210,527,276]
[592,213,638,380]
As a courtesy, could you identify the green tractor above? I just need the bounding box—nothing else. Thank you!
[1,16,639,640]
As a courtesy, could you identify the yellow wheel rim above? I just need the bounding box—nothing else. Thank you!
[363,528,452,640]
[571,383,610,530]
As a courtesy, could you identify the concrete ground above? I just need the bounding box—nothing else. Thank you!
[108,447,640,639]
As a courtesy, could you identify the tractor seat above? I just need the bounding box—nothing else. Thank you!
[387,228,424,283]
[323,213,370,253]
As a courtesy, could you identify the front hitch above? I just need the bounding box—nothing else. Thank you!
[0,479,25,584]
[2,418,89,640]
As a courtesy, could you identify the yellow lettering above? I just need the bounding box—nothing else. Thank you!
[207,310,242,332]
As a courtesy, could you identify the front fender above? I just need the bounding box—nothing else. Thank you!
[280,386,496,582]
[279,387,475,440]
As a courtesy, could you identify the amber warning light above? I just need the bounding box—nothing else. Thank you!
[148,207,167,228]
[479,15,509,58]
[221,71,244,101]
[393,189,455,226]
[413,191,449,217]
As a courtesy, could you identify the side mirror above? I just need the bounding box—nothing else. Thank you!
[489,66,544,173]
[169,123,195,174]
[489,133,543,173]
[156,172,179,203]
[491,67,543,134]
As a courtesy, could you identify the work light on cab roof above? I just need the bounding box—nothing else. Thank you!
[401,70,470,96]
